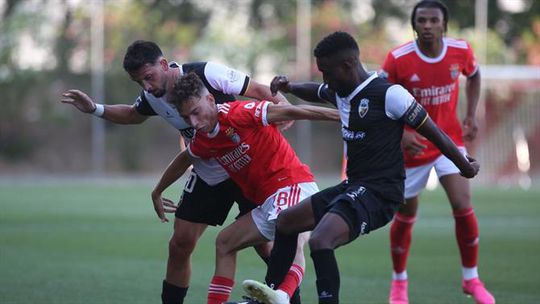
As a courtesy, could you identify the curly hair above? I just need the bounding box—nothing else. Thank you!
[123,40,163,73]
[411,0,449,32]
[169,72,206,109]
[314,31,359,58]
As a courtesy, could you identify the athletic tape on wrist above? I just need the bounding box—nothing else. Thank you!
[92,103,105,117]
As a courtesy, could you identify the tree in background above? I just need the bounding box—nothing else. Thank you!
[0,0,538,173]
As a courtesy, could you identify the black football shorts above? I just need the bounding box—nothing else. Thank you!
[175,170,256,226]
[311,180,400,241]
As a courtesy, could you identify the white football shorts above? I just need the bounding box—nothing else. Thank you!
[404,147,467,199]
[251,182,319,240]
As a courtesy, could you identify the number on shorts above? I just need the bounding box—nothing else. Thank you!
[276,191,289,207]
[184,171,197,193]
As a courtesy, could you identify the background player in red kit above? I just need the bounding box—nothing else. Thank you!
[164,72,340,304]
[380,1,494,304]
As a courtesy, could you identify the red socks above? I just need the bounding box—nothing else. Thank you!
[390,213,416,274]
[454,207,479,268]
[207,276,234,304]
[279,264,304,297]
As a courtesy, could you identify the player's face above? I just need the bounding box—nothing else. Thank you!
[179,94,217,133]
[316,55,354,97]
[414,7,445,43]
[129,59,169,98]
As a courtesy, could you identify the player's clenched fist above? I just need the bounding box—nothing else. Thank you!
[270,75,291,96]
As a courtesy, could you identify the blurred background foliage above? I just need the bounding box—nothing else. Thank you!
[0,0,539,178]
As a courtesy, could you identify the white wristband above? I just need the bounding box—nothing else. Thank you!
[92,103,105,117]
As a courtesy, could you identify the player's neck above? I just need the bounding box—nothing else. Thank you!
[166,67,181,94]
[416,38,444,58]
[337,66,370,97]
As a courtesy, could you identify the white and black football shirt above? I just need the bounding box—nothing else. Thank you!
[318,73,426,203]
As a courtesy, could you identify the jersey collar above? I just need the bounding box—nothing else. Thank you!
[341,72,378,102]
[208,121,220,138]
[169,61,183,75]
[414,37,448,63]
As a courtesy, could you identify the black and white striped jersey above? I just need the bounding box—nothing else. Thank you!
[318,73,425,204]
[132,61,250,185]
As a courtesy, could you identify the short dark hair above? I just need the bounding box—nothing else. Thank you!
[314,31,359,58]
[123,40,163,73]
[169,72,206,109]
[411,0,449,32]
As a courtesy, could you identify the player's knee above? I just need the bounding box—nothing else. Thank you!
[450,194,472,210]
[399,200,418,217]
[215,231,235,257]
[308,232,332,251]
[169,233,198,258]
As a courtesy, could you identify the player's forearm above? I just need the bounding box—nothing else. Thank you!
[267,104,339,123]
[417,119,474,175]
[245,82,289,105]
[271,91,290,105]
[295,105,340,121]
[465,71,481,118]
[100,104,147,124]
[152,150,192,196]
[287,82,325,103]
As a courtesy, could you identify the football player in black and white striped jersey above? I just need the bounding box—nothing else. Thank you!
[61,40,296,304]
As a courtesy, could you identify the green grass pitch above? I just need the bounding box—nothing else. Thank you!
[1,179,539,303]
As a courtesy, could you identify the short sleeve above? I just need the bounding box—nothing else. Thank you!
[463,42,479,78]
[227,100,271,128]
[386,85,429,129]
[317,84,337,106]
[203,62,250,95]
[385,85,416,120]
[133,91,157,116]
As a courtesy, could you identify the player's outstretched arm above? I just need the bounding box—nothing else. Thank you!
[416,117,479,178]
[246,79,295,130]
[266,103,340,124]
[151,149,192,223]
[245,79,290,105]
[61,89,147,124]
[270,76,325,103]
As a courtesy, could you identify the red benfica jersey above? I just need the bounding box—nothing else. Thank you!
[187,100,314,203]
[381,37,478,167]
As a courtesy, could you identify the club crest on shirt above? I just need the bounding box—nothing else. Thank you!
[225,127,241,144]
[359,98,369,118]
[450,64,460,80]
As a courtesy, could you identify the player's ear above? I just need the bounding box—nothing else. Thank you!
[159,57,168,71]
[206,93,216,105]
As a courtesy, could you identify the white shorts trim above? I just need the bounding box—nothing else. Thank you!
[251,182,319,240]
[404,147,467,199]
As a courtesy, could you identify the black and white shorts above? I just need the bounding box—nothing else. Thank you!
[311,180,400,241]
[175,171,256,226]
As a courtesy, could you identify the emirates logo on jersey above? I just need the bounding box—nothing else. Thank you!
[225,127,241,144]
[359,98,370,118]
[450,64,460,80]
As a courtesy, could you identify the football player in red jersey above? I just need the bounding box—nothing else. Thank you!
[161,72,339,304]
[380,1,494,304]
